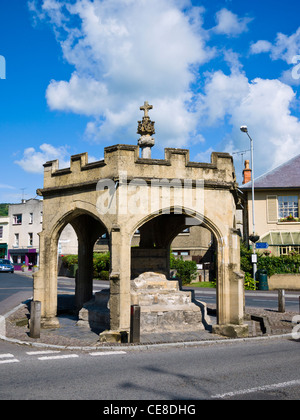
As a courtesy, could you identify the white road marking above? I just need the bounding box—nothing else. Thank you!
[212,379,300,399]
[89,351,127,356]
[26,350,61,355]
[0,359,19,364]
[0,353,15,358]
[38,354,79,361]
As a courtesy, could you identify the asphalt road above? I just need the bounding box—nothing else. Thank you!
[1,272,300,314]
[0,335,299,401]
[190,287,300,312]
[1,273,300,401]
[0,272,33,315]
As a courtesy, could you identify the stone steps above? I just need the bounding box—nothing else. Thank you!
[131,290,192,306]
[78,272,207,334]
[131,272,205,333]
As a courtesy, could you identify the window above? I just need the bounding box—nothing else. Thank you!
[28,233,33,246]
[13,214,22,225]
[278,196,299,219]
[14,233,19,247]
[40,211,43,223]
[179,228,190,235]
[12,255,21,264]
[29,213,33,224]
[280,245,300,255]
[0,226,3,239]
[172,250,190,256]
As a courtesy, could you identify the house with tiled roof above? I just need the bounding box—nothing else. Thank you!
[240,155,300,256]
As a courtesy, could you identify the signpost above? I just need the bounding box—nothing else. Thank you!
[256,242,269,249]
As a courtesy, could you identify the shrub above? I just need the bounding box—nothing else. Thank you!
[170,254,198,285]
[244,272,257,290]
[93,252,110,278]
[99,270,109,280]
[62,252,110,279]
[61,254,78,269]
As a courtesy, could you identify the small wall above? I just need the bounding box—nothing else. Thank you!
[269,274,300,290]
[131,248,168,279]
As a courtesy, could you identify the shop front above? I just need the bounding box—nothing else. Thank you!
[0,244,8,259]
[8,248,38,271]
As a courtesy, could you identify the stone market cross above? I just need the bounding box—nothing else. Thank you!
[33,102,248,342]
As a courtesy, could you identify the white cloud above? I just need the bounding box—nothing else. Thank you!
[46,73,109,115]
[28,0,300,181]
[30,0,215,146]
[249,28,300,88]
[250,40,273,54]
[15,143,70,173]
[197,66,300,177]
[250,29,300,64]
[213,8,252,37]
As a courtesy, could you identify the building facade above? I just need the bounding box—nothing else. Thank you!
[241,155,300,256]
[8,199,43,270]
[8,198,78,270]
[0,216,9,258]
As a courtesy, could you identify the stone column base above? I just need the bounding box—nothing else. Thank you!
[99,330,128,344]
[212,323,249,338]
[41,317,60,329]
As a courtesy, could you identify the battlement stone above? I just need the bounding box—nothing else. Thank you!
[39,144,235,194]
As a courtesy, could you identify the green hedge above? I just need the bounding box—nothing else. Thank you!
[61,252,110,280]
[241,242,300,287]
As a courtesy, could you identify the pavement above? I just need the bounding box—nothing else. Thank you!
[0,274,298,350]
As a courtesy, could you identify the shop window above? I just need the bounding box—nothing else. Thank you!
[12,255,22,264]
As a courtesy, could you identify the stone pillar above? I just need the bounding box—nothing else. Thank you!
[33,231,60,328]
[213,229,248,338]
[100,225,131,342]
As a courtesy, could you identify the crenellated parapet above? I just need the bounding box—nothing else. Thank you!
[38,144,236,197]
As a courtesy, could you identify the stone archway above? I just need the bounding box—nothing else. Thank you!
[129,207,238,332]
[33,206,109,328]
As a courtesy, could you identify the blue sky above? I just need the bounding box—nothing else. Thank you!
[1,0,300,203]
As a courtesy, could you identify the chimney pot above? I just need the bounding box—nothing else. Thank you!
[242,160,251,184]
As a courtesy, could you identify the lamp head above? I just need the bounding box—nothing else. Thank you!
[240,125,248,133]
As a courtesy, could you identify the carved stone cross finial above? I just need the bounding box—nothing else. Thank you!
[137,101,155,158]
[140,101,153,118]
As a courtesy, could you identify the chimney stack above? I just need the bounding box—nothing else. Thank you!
[243,160,251,184]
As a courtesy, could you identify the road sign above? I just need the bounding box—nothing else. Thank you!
[256,242,269,249]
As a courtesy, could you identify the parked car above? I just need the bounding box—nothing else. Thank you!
[0,259,14,273]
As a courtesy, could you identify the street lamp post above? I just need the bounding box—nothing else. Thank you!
[240,126,259,280]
